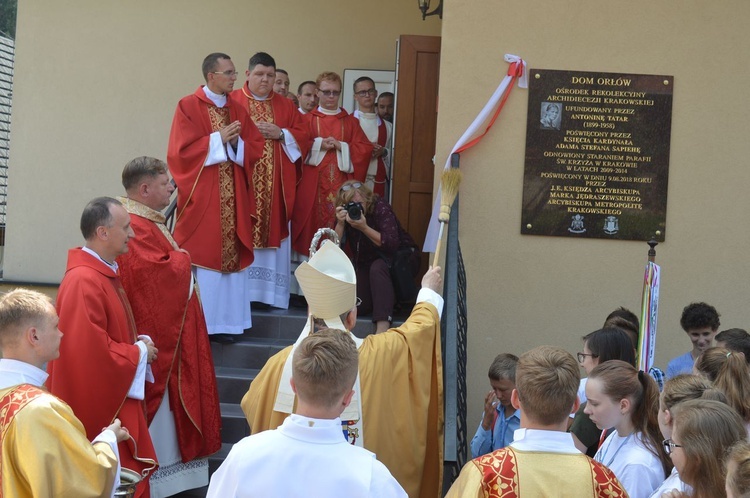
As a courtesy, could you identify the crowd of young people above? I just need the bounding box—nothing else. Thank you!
[466,302,750,498]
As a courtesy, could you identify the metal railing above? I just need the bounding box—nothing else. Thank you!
[442,153,468,491]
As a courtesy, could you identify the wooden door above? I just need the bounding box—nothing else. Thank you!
[391,35,441,277]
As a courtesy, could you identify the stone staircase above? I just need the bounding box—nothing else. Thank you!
[176,304,380,497]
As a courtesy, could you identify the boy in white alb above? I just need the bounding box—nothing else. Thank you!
[207,328,406,497]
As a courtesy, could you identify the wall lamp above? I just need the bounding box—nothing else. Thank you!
[418,0,443,20]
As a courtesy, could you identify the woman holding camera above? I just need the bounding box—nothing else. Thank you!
[334,180,418,333]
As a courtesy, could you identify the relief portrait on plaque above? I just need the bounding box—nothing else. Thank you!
[540,102,562,130]
[521,69,673,242]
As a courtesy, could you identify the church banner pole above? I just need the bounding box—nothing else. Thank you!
[637,236,661,372]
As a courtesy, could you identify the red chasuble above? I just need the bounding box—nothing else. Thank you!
[116,203,222,462]
[230,85,311,248]
[291,108,373,255]
[47,248,157,495]
[167,87,264,272]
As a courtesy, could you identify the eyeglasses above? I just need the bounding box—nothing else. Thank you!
[212,70,238,77]
[319,90,341,97]
[356,297,362,307]
[354,89,377,97]
[577,352,598,363]
[662,439,683,455]
[340,182,363,193]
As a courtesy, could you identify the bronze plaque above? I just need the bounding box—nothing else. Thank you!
[521,69,673,241]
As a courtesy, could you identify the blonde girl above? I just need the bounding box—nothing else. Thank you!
[726,440,750,498]
[650,375,726,497]
[664,399,746,498]
[694,347,750,430]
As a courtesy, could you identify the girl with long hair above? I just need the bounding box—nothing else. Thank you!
[585,360,671,498]
[665,399,746,498]
[726,440,750,498]
[570,327,636,456]
[650,375,727,497]
[694,347,750,430]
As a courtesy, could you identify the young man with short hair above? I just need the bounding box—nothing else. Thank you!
[207,329,406,497]
[352,76,392,198]
[666,302,720,379]
[230,51,310,310]
[446,346,626,497]
[0,288,129,496]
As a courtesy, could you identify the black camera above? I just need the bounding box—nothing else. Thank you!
[344,201,364,220]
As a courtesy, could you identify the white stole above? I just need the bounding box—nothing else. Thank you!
[306,107,352,173]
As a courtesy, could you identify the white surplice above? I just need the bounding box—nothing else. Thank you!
[206,414,406,498]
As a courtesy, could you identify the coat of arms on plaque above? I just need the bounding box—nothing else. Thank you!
[603,216,619,235]
[568,214,586,233]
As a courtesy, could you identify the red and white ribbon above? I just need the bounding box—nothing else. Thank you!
[424,54,527,252]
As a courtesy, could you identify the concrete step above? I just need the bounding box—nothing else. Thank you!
[215,366,257,405]
[219,402,249,445]
[212,338,289,370]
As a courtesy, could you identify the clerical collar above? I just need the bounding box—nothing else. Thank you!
[353,110,379,124]
[354,110,376,118]
[202,85,227,107]
[317,106,342,116]
[242,86,270,101]
[82,245,119,273]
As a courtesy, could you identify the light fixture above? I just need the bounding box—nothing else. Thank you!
[418,0,443,20]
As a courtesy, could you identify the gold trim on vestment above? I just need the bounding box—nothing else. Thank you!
[208,106,240,272]
[245,97,275,248]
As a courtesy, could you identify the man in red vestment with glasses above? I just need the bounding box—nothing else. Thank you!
[167,52,264,342]
[230,52,310,309]
[291,71,372,256]
[352,76,392,199]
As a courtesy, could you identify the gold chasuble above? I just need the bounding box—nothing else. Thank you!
[242,302,444,498]
[207,106,240,272]
[447,448,626,498]
[243,96,276,248]
[0,385,118,497]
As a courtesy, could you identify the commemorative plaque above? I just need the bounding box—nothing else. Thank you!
[521,69,673,241]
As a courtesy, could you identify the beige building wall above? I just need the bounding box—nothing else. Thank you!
[5,0,440,282]
[436,1,750,427]
[10,0,749,453]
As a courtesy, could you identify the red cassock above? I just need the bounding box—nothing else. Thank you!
[47,248,157,497]
[371,119,389,198]
[167,87,264,272]
[230,86,311,248]
[116,210,222,463]
[291,108,373,255]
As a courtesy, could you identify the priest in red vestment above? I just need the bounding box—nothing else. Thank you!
[229,52,310,308]
[296,80,318,117]
[291,71,373,256]
[167,52,265,340]
[47,197,158,498]
[116,156,222,496]
[352,76,392,199]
